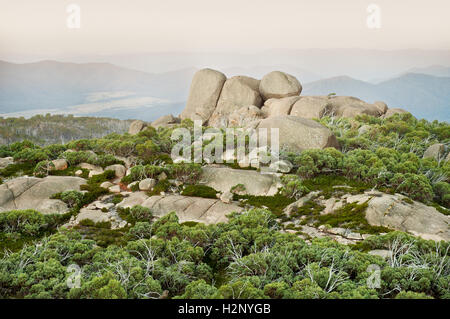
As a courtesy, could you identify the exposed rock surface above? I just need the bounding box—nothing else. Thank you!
[255,115,340,152]
[139,178,156,191]
[128,120,146,135]
[151,114,180,129]
[384,108,409,118]
[284,190,449,242]
[180,68,227,124]
[141,195,243,224]
[289,96,333,119]
[51,159,68,171]
[289,96,385,119]
[105,164,127,178]
[328,96,383,117]
[100,181,114,189]
[177,69,391,128]
[423,143,445,160]
[75,208,110,224]
[373,101,388,114]
[259,71,302,100]
[346,192,450,242]
[200,166,282,196]
[0,157,14,169]
[209,76,262,127]
[262,96,300,118]
[0,176,86,214]
[117,191,150,209]
[227,105,265,128]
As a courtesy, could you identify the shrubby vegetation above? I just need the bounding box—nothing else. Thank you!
[0,209,448,299]
[0,210,69,254]
[278,113,449,207]
[0,114,449,299]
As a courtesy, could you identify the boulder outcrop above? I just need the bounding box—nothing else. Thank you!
[346,192,449,242]
[141,195,243,224]
[0,176,86,214]
[255,115,340,152]
[208,76,262,128]
[227,105,265,127]
[177,68,391,128]
[423,143,445,160]
[128,120,147,135]
[384,108,409,118]
[0,157,14,169]
[289,96,333,119]
[261,96,300,118]
[200,166,282,196]
[259,71,302,100]
[180,68,227,124]
[151,114,180,128]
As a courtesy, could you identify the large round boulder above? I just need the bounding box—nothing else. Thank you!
[259,71,302,100]
[261,96,300,118]
[384,108,409,118]
[151,114,180,129]
[180,68,227,124]
[128,120,146,135]
[290,96,333,119]
[208,76,262,128]
[255,115,340,152]
[423,143,445,160]
[373,101,388,114]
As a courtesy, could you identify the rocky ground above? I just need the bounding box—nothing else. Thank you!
[0,68,448,248]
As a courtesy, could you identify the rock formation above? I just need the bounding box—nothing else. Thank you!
[128,120,147,135]
[0,176,86,214]
[208,76,262,127]
[180,68,227,124]
[423,143,445,160]
[259,71,302,100]
[256,115,340,152]
[200,166,282,196]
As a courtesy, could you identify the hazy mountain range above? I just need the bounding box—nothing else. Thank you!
[302,73,450,122]
[0,59,449,122]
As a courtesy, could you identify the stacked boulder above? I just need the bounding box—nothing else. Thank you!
[177,68,394,152]
[180,68,393,129]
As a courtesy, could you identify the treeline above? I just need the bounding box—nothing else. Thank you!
[0,114,132,145]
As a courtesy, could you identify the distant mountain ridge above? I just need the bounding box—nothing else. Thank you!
[0,60,449,122]
[303,73,450,122]
[405,65,450,78]
[0,60,195,114]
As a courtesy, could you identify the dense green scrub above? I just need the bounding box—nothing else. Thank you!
[0,210,70,254]
[1,114,448,207]
[0,209,448,299]
[0,114,449,299]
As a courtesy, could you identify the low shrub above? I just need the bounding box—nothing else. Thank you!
[181,185,218,198]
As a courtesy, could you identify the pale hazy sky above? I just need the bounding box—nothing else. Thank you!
[1,0,449,60]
